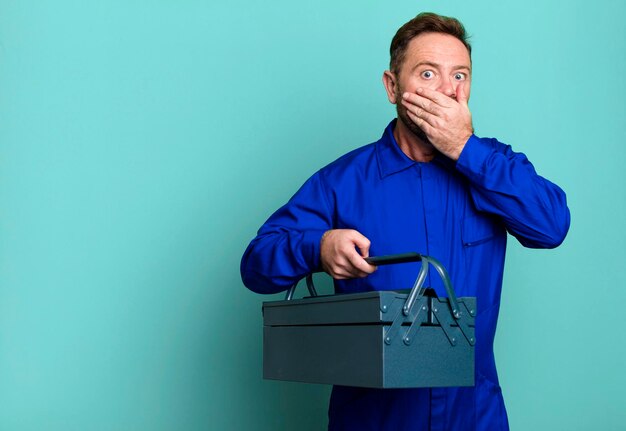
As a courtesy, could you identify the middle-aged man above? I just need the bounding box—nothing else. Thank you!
[241,12,570,431]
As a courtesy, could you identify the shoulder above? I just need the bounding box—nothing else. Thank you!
[316,142,378,182]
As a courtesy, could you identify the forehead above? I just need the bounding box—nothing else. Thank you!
[402,32,471,72]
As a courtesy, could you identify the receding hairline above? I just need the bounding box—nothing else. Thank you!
[389,12,472,75]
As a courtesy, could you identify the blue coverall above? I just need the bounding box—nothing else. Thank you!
[241,119,570,430]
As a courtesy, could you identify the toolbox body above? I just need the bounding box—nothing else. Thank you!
[262,254,476,388]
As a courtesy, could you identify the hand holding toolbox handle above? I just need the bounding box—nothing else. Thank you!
[286,252,460,320]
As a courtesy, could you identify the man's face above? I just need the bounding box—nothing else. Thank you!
[385,32,472,140]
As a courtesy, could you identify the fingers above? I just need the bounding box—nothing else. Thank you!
[320,229,377,280]
[402,92,440,116]
[345,252,375,278]
[352,231,371,258]
[404,102,439,131]
[400,87,471,161]
[406,88,453,107]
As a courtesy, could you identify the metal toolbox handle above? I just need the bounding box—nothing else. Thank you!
[285,253,461,320]
[284,274,318,300]
[366,253,461,319]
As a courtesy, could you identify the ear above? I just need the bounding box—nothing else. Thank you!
[382,70,398,104]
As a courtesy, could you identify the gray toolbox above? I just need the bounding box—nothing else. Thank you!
[262,253,476,388]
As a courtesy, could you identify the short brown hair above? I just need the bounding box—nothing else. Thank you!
[390,12,471,75]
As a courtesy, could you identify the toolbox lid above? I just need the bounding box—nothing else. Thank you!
[262,290,415,326]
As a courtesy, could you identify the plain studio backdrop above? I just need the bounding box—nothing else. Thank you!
[0,1,624,430]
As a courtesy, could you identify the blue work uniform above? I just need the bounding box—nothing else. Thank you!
[241,119,570,430]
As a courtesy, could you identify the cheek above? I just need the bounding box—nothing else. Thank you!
[418,78,439,90]
[401,76,436,93]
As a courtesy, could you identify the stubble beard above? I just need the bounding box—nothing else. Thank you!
[395,88,430,145]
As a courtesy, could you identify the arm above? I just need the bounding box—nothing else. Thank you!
[402,86,570,248]
[456,135,570,248]
[240,171,375,294]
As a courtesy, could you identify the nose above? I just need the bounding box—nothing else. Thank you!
[437,77,456,98]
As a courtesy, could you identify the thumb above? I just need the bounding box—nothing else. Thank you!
[351,231,371,258]
[456,84,469,106]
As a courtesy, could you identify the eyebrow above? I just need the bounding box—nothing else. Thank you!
[411,61,471,72]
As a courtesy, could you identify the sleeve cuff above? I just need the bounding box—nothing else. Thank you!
[455,134,494,179]
[301,229,327,271]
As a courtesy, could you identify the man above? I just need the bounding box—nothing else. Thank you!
[241,12,570,431]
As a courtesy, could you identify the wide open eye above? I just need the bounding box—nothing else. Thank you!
[421,70,434,79]
[454,72,467,81]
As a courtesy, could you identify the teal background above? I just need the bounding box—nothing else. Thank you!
[1,1,624,430]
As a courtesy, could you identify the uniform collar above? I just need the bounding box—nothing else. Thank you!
[376,119,454,178]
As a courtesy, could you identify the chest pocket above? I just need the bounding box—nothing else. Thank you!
[462,215,500,247]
